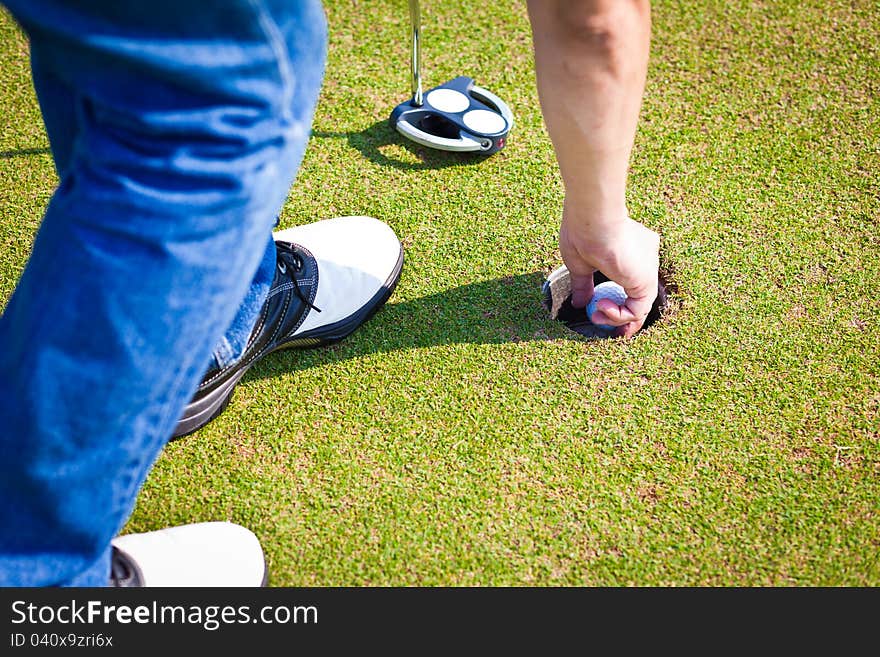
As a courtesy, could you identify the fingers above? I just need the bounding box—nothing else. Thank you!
[558,211,661,338]
[592,289,655,338]
[568,272,594,309]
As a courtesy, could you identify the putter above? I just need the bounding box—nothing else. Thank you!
[389,0,514,154]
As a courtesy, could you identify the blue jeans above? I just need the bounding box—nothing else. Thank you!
[0,0,327,586]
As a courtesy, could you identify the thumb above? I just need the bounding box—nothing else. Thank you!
[595,289,655,325]
[594,288,656,338]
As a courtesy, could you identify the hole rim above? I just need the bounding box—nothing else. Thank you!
[544,267,676,340]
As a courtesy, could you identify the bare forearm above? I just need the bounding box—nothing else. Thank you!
[527,0,651,231]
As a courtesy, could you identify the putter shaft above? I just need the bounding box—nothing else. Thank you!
[408,0,423,106]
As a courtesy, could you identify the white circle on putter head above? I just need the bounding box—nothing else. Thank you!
[426,88,470,113]
[462,109,507,135]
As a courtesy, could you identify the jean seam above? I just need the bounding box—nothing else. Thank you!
[212,336,236,369]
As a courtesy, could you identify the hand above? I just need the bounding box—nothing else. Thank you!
[559,208,660,339]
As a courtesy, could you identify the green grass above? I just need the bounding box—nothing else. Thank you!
[2,1,878,586]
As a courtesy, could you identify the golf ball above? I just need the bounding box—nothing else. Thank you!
[586,281,628,331]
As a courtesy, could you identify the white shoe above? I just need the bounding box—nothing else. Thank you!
[173,215,404,438]
[110,522,267,587]
[273,216,404,339]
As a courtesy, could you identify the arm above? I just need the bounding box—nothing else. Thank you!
[527,0,658,338]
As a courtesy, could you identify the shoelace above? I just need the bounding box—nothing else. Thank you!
[276,241,322,314]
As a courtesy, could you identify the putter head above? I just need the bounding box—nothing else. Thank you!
[390,76,513,154]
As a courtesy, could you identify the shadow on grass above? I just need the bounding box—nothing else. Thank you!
[245,271,567,380]
[311,119,495,171]
[1,147,51,159]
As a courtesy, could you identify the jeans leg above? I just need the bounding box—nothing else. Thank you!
[29,53,77,179]
[0,0,327,586]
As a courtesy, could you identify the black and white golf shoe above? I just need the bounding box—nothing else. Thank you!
[173,216,404,438]
[110,522,267,587]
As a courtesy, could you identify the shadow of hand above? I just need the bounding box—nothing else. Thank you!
[246,271,568,380]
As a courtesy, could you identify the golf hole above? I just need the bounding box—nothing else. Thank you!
[542,266,676,339]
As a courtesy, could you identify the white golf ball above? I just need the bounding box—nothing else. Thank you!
[586,281,628,331]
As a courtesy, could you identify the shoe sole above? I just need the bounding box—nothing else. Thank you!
[172,246,404,439]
